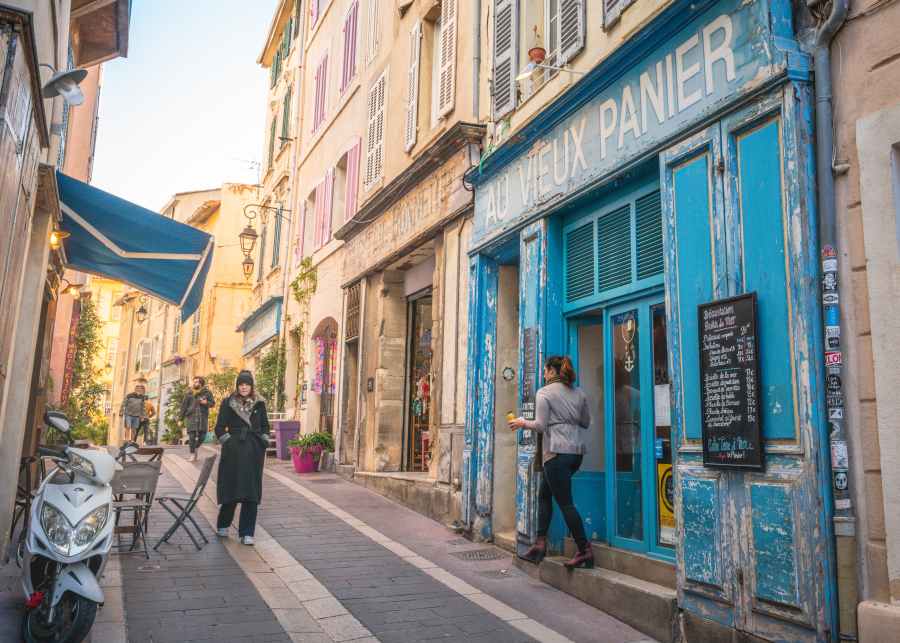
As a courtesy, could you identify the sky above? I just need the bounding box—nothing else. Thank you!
[90,0,281,211]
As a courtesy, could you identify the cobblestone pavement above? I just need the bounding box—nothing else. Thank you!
[0,447,654,643]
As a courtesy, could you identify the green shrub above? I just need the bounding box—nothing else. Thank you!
[287,431,334,455]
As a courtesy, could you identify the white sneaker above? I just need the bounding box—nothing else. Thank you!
[241,536,255,546]
[216,528,229,538]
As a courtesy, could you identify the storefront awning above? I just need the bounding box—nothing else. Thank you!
[56,172,213,321]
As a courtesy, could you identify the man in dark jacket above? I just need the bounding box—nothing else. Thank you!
[180,377,215,461]
[214,370,269,545]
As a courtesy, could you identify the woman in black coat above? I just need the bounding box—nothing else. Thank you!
[214,370,270,545]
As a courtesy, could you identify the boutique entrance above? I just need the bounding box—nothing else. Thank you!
[568,297,673,558]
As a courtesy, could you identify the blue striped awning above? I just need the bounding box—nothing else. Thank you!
[56,171,213,321]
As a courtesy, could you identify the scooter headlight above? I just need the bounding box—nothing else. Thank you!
[40,503,73,554]
[67,451,96,478]
[74,506,109,546]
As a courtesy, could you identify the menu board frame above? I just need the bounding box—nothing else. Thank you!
[698,292,764,471]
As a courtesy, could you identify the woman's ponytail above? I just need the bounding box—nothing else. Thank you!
[545,355,576,387]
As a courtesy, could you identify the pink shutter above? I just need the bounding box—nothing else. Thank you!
[310,0,319,26]
[313,180,325,249]
[295,200,306,266]
[344,139,360,221]
[341,1,358,93]
[313,62,321,132]
[323,168,335,242]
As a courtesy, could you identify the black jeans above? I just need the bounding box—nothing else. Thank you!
[537,453,588,549]
[188,431,206,454]
[217,502,258,537]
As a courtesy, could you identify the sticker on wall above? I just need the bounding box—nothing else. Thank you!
[502,366,515,382]
[829,406,844,420]
[657,464,675,544]
[827,372,842,391]
[826,326,841,350]
[831,440,849,469]
[825,305,840,326]
[833,470,849,491]
[823,258,838,273]
[823,272,838,292]
[822,245,837,258]
[827,395,844,410]
[835,498,852,510]
[823,293,839,305]
[825,351,843,366]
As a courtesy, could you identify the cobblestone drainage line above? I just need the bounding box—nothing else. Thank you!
[259,464,575,643]
[164,453,376,643]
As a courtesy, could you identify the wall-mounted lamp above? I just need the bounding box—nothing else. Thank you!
[40,64,88,106]
[516,61,586,83]
[242,255,255,281]
[239,224,259,256]
[49,229,70,250]
[135,295,149,324]
[57,278,82,299]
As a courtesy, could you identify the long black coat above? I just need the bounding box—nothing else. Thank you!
[214,394,270,505]
[180,388,215,434]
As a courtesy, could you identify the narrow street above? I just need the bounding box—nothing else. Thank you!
[1,447,652,643]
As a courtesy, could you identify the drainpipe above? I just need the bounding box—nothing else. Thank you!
[812,1,856,640]
[473,0,481,119]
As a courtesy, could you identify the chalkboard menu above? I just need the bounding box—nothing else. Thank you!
[698,293,763,470]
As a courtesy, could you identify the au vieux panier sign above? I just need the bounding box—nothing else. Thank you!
[472,0,795,246]
[698,293,763,470]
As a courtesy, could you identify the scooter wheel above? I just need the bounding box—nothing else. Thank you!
[22,592,97,643]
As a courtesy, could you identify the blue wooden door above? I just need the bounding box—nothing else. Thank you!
[662,88,835,641]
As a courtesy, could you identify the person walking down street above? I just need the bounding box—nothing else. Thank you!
[509,355,593,569]
[181,377,215,462]
[214,370,269,546]
[120,382,155,444]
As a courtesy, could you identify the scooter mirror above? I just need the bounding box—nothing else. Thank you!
[44,410,71,434]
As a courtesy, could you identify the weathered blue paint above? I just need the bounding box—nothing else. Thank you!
[469,0,809,251]
[750,483,800,608]
[681,477,722,586]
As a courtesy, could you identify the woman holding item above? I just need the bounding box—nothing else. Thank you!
[214,370,270,545]
[508,355,593,568]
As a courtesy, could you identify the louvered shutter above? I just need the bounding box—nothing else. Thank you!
[491,0,517,119]
[268,118,277,167]
[295,200,307,264]
[313,55,328,132]
[342,2,359,93]
[366,0,380,63]
[558,0,585,64]
[365,72,387,188]
[404,22,422,152]
[635,190,663,279]
[437,0,457,117]
[604,0,633,29]
[322,168,335,243]
[344,139,361,221]
[565,222,595,302]
[314,179,326,249]
[597,204,632,292]
[281,88,292,140]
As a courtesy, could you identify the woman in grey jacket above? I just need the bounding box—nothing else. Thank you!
[509,355,593,568]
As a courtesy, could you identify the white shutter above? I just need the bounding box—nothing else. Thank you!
[404,21,422,152]
[437,0,457,117]
[559,0,585,64]
[366,0,380,64]
[604,0,634,30]
[365,71,387,188]
[491,0,517,120]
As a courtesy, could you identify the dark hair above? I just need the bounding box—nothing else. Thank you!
[193,376,206,386]
[545,355,576,386]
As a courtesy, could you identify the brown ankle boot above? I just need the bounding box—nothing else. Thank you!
[564,543,594,569]
[521,536,547,563]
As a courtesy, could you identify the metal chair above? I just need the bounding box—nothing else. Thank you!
[153,455,216,551]
[110,460,162,559]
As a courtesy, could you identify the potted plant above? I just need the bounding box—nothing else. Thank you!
[288,432,334,474]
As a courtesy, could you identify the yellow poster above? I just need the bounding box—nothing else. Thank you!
[657,463,675,543]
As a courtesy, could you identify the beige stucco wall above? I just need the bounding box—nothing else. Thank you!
[828,1,900,632]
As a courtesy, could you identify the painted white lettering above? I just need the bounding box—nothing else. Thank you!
[538,143,552,197]
[569,117,588,173]
[517,156,534,206]
[599,99,618,159]
[640,61,666,133]
[665,54,676,118]
[703,15,735,95]
[676,34,702,111]
[619,85,642,148]
[552,135,568,186]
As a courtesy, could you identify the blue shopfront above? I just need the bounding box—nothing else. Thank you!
[463,0,837,640]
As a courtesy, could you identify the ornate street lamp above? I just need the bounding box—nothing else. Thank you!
[242,255,255,281]
[239,224,259,256]
[135,295,149,324]
[242,203,292,227]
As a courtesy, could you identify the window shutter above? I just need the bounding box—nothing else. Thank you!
[313,55,328,132]
[341,2,359,93]
[597,204,632,292]
[404,21,422,152]
[559,0,585,64]
[268,118,277,167]
[344,139,361,220]
[437,0,457,117]
[295,200,307,265]
[565,221,595,302]
[258,225,268,281]
[365,71,387,188]
[272,208,283,267]
[604,0,633,30]
[366,0,380,63]
[491,0,517,119]
[323,168,335,243]
[314,180,326,249]
[635,190,663,280]
[281,88,292,140]
[310,0,319,26]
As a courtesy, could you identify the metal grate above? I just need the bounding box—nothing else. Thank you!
[345,282,360,341]
[565,221,594,302]
[450,548,508,561]
[446,538,471,546]
[635,190,664,280]
[597,203,633,292]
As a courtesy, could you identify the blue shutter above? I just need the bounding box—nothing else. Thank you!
[635,189,663,280]
[565,221,594,302]
[597,204,632,292]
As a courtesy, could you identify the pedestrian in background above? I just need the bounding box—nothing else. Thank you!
[509,355,593,569]
[213,370,269,545]
[181,376,215,462]
[120,381,155,444]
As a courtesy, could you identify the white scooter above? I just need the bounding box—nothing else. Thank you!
[19,411,118,642]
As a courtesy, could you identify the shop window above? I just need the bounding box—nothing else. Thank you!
[563,186,664,306]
